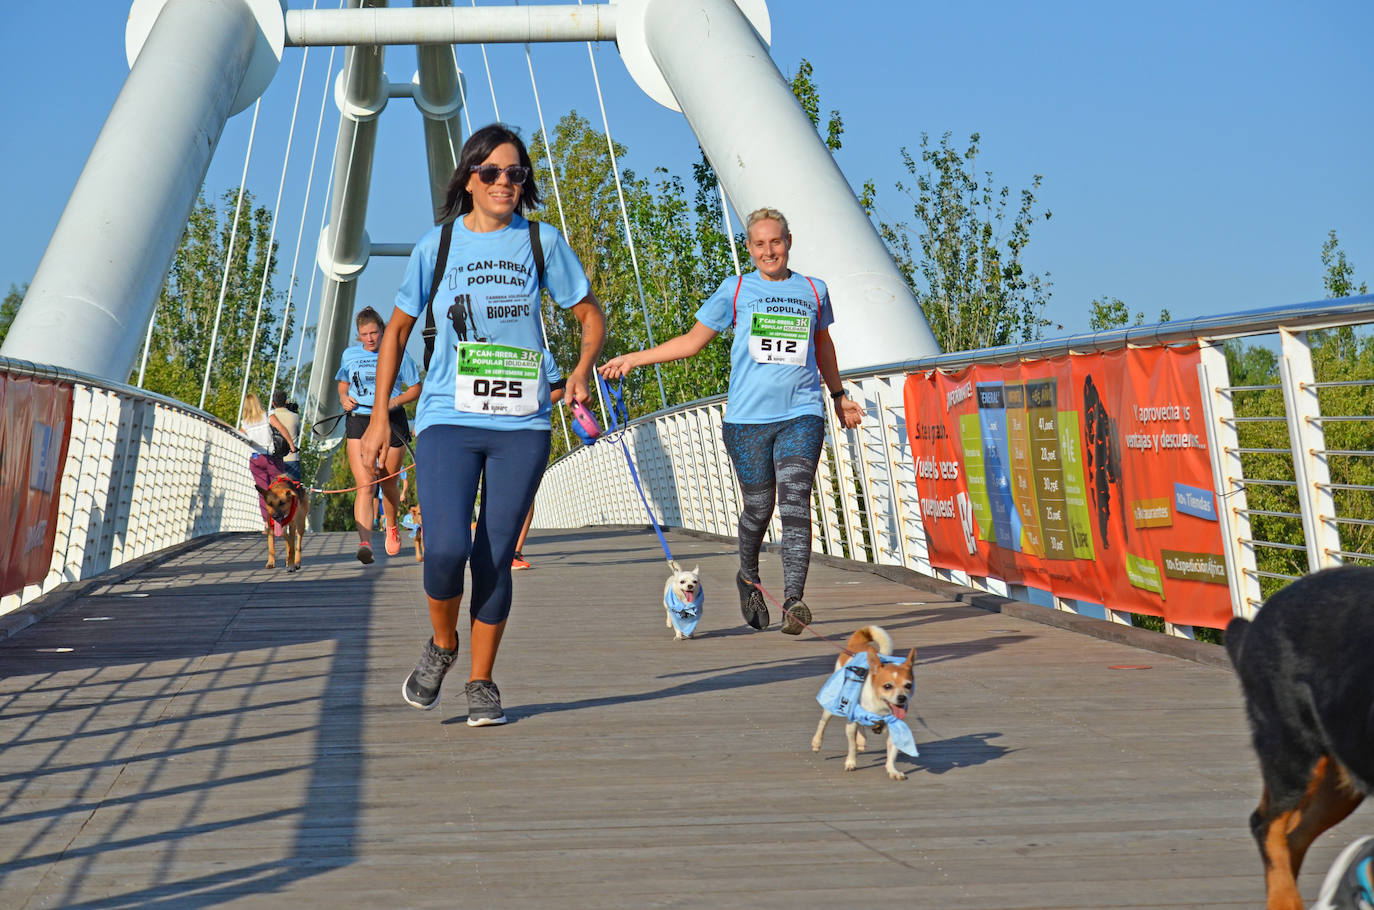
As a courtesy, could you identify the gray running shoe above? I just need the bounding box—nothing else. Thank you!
[780,597,812,636]
[356,544,374,565]
[736,572,768,630]
[1314,835,1374,910]
[465,679,508,726]
[402,638,458,710]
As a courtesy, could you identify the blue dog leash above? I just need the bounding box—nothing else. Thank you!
[590,375,679,569]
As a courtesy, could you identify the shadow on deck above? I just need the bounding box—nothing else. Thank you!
[0,528,1347,908]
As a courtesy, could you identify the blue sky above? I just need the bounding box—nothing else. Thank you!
[1,0,1370,374]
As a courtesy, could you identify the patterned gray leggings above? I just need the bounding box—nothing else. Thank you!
[721,415,825,602]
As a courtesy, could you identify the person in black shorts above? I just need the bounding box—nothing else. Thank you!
[336,306,422,563]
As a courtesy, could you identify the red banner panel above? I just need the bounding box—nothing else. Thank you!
[1,374,75,598]
[903,346,1231,628]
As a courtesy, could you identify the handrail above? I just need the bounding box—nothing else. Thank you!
[1,357,261,618]
[537,294,1374,639]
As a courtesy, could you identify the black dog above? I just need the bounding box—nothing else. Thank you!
[1225,565,1374,910]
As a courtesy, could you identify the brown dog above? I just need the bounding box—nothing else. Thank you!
[812,625,917,780]
[409,505,424,562]
[256,476,307,572]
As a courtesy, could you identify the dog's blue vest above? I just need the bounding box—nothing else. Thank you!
[665,587,702,638]
[816,652,918,757]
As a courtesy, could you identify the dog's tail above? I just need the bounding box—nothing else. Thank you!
[1223,617,1250,669]
[845,625,893,657]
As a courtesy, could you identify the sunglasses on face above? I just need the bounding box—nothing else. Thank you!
[469,164,531,186]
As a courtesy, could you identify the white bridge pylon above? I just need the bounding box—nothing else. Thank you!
[1,0,938,426]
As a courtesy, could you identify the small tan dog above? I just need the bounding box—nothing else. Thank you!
[256,476,307,573]
[812,625,917,780]
[408,505,424,562]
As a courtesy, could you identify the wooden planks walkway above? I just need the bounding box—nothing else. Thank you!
[0,528,1361,908]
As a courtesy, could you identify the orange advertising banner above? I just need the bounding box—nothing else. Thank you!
[1,373,75,598]
[903,346,1232,628]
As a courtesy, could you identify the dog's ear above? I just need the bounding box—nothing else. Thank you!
[691,565,699,575]
[866,644,882,668]
[255,485,271,498]
[903,647,916,668]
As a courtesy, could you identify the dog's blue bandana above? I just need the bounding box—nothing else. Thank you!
[816,652,918,757]
[665,586,702,638]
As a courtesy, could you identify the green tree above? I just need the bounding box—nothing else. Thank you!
[1223,232,1374,594]
[1088,297,1172,330]
[0,283,25,346]
[871,132,1052,352]
[530,112,740,457]
[1322,229,1368,298]
[790,59,844,151]
[136,189,290,424]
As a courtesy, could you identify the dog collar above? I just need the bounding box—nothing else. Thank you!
[264,479,298,529]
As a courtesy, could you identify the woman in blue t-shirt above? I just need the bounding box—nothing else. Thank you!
[600,208,863,636]
[335,306,422,563]
[360,124,605,727]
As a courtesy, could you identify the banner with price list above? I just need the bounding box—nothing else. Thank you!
[902,345,1232,628]
[1,373,74,598]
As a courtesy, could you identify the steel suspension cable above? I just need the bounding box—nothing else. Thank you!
[199,98,261,412]
[472,0,500,122]
[297,121,361,430]
[135,308,156,387]
[720,183,743,275]
[515,0,578,447]
[576,0,666,409]
[287,135,339,411]
[448,44,474,140]
[285,38,342,409]
[236,22,315,428]
[272,1,336,406]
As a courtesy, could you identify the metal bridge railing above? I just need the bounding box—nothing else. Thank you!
[1,357,261,618]
[6,296,1373,638]
[536,295,1374,639]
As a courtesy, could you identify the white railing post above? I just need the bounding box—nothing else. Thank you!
[1198,342,1263,618]
[1278,328,1341,572]
[875,388,912,569]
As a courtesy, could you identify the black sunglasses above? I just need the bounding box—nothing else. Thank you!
[469,164,531,186]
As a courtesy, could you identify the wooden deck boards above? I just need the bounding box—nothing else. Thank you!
[0,528,1360,908]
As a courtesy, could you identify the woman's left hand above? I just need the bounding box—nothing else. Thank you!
[835,395,863,429]
[597,353,637,380]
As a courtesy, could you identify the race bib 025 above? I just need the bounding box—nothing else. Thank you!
[454,342,541,416]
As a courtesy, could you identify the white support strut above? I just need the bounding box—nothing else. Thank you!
[284,5,616,46]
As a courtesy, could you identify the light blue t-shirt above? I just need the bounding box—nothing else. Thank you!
[695,270,834,424]
[394,214,590,434]
[334,345,421,415]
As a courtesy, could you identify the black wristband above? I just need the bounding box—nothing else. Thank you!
[830,389,846,401]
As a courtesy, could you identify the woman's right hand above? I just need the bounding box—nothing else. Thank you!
[598,353,639,379]
[358,417,389,481]
[340,392,357,412]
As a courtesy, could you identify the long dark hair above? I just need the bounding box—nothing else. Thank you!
[437,123,541,224]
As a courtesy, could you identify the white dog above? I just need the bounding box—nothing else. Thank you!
[663,563,704,640]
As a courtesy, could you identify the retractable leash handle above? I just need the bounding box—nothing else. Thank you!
[570,398,601,444]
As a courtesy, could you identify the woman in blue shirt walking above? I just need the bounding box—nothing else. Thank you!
[600,208,862,635]
[360,124,604,727]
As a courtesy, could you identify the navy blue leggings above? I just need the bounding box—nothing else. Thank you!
[414,425,550,623]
